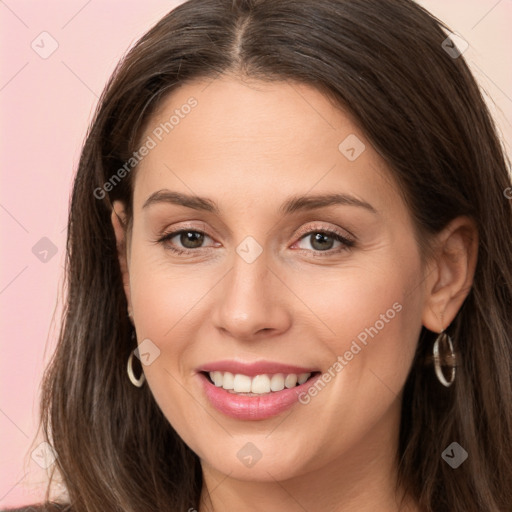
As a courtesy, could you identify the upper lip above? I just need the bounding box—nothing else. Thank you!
[197,360,319,377]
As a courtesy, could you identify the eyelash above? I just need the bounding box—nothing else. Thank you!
[155,224,355,258]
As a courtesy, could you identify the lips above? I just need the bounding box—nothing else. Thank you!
[196,360,321,420]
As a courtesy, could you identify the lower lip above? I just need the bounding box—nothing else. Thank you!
[198,372,321,420]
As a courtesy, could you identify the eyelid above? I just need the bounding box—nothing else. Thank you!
[157,221,356,255]
[157,221,211,240]
[157,226,217,250]
[293,222,355,243]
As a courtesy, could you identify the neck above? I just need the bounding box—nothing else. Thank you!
[198,396,420,512]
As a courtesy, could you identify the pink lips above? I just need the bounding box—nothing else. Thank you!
[196,360,320,421]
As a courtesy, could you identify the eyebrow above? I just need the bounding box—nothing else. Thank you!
[142,190,377,215]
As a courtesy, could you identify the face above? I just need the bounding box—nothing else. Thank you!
[114,76,428,482]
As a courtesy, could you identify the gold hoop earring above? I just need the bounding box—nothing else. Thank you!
[433,331,456,387]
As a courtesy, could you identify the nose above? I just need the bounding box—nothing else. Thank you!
[211,246,292,342]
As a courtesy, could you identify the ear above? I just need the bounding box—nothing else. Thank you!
[422,216,478,332]
[111,200,132,317]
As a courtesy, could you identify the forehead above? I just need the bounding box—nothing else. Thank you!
[132,76,402,218]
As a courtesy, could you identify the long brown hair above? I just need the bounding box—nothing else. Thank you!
[38,0,512,511]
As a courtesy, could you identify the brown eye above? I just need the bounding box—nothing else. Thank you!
[308,232,336,251]
[294,230,354,254]
[158,229,214,254]
[177,231,205,249]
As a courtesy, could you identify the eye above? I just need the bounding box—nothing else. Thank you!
[292,226,355,256]
[157,229,216,254]
[156,224,355,257]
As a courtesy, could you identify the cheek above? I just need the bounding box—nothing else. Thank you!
[129,241,215,340]
[299,247,424,414]
[127,264,215,456]
[279,259,423,470]
[305,257,421,355]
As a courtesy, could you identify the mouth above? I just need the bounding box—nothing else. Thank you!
[201,370,321,396]
[197,367,323,420]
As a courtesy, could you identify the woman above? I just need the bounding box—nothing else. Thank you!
[6,0,512,511]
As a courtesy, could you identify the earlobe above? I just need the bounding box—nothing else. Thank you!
[111,201,132,314]
[422,216,478,332]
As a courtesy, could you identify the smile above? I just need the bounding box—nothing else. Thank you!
[197,362,322,420]
[206,371,313,395]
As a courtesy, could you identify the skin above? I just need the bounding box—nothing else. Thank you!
[111,75,478,512]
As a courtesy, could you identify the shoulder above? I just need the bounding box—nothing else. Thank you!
[1,504,72,512]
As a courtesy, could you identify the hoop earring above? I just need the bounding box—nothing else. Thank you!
[127,351,146,387]
[127,330,146,388]
[433,331,456,387]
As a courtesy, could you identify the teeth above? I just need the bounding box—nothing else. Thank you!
[211,371,223,387]
[285,374,297,388]
[297,373,310,385]
[270,373,285,391]
[233,374,252,392]
[251,374,271,394]
[222,371,234,389]
[208,371,312,395]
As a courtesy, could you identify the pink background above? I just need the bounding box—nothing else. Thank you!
[1,0,511,508]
